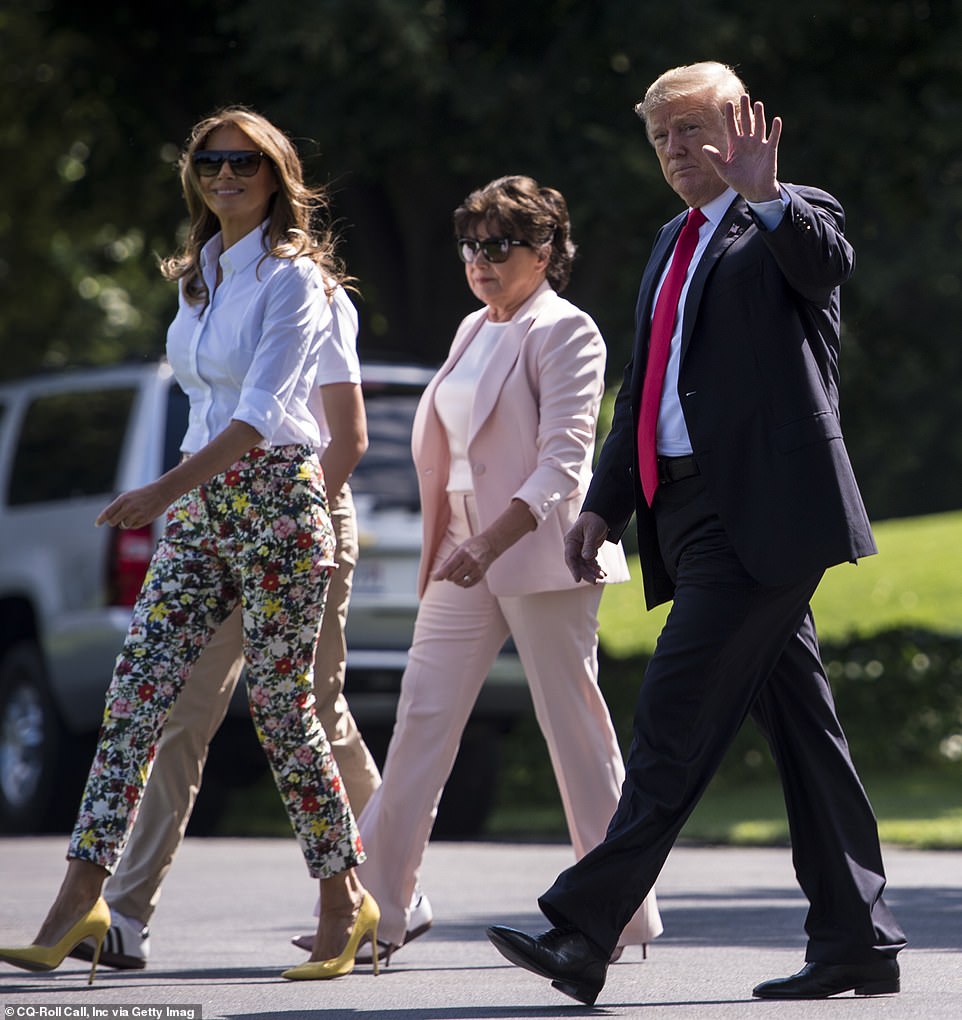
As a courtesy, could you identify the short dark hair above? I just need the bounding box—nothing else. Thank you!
[453,175,577,292]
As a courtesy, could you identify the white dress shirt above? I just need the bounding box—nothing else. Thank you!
[656,186,789,456]
[167,224,331,453]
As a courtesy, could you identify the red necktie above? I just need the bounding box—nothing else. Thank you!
[637,207,707,505]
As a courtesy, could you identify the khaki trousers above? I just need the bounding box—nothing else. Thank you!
[356,492,662,947]
[105,485,381,920]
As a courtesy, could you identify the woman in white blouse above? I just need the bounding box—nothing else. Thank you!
[0,108,376,984]
[347,176,662,963]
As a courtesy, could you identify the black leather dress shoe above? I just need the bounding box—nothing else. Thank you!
[486,924,608,1005]
[753,959,900,999]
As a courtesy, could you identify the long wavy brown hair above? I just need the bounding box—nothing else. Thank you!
[160,106,352,307]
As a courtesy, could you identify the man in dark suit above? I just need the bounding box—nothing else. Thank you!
[486,61,907,1006]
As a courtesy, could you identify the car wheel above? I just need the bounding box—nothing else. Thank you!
[0,641,63,833]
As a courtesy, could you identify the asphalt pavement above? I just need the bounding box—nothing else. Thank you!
[1,836,959,1019]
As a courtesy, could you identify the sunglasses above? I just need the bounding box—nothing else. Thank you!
[457,237,532,264]
[192,150,266,177]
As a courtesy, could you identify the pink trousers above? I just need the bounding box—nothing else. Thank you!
[357,492,662,947]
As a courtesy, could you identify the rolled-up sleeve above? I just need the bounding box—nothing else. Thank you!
[233,262,329,443]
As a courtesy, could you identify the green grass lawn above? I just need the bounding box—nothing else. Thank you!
[678,768,962,849]
[216,510,962,847]
[488,768,962,849]
[487,509,962,847]
[599,508,962,657]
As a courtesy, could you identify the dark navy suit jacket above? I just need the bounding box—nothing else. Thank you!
[586,185,877,609]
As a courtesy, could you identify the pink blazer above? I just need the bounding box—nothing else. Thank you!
[411,281,630,598]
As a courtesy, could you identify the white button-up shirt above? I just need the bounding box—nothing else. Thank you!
[167,224,331,453]
[656,186,789,456]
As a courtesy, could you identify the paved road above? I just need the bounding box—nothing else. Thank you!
[1,837,959,1018]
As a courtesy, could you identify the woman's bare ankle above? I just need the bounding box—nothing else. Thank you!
[34,859,108,945]
[310,869,366,961]
[319,868,364,913]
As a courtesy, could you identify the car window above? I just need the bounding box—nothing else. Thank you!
[352,385,422,511]
[163,382,190,472]
[6,388,136,505]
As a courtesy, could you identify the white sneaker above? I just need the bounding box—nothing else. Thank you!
[356,889,433,966]
[69,909,150,970]
[406,889,433,942]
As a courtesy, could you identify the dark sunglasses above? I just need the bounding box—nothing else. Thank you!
[457,237,532,264]
[192,150,266,177]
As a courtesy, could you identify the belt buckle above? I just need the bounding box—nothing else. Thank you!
[658,455,696,485]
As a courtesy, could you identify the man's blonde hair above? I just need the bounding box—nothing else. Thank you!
[635,61,747,138]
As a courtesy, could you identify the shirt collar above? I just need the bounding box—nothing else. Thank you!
[696,187,738,229]
[199,220,271,277]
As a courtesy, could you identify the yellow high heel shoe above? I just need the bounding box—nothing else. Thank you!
[0,897,110,986]
[282,893,380,980]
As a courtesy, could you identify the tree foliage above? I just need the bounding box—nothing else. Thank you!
[1,0,959,519]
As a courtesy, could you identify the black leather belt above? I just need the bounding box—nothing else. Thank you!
[657,455,699,485]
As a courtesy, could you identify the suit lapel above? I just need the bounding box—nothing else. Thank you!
[413,305,487,464]
[468,321,523,439]
[635,214,685,335]
[469,283,560,438]
[679,198,753,360]
[431,282,556,447]
[630,213,687,398]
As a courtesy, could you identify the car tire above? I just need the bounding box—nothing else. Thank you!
[0,641,65,833]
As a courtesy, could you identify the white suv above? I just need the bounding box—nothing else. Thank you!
[0,360,527,836]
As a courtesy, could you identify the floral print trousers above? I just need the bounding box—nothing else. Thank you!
[69,445,364,879]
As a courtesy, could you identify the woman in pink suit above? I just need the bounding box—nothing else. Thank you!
[352,175,662,962]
